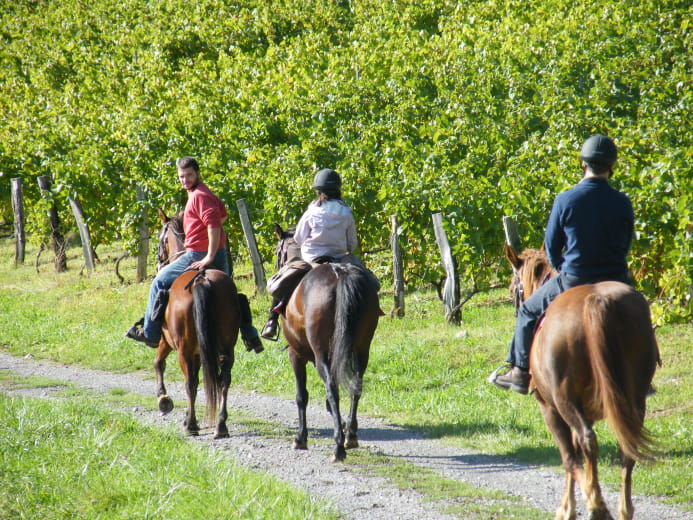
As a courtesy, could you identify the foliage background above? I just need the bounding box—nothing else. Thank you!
[1,0,691,321]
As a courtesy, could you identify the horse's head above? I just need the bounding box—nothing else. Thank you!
[505,244,557,311]
[273,223,302,270]
[157,208,185,271]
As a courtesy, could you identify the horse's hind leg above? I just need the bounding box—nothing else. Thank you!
[617,451,635,520]
[154,342,174,414]
[180,352,201,436]
[556,403,612,520]
[344,371,364,449]
[316,356,346,462]
[290,351,309,450]
[537,400,578,520]
[214,353,233,439]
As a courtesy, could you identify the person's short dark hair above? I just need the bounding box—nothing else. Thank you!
[176,156,200,172]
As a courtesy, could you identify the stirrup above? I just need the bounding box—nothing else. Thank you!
[260,320,280,342]
[487,364,511,384]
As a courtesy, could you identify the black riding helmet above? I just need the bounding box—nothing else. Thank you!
[580,134,617,170]
[312,168,342,190]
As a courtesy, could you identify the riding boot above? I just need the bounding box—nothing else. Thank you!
[261,311,280,341]
[489,365,530,395]
[238,293,263,353]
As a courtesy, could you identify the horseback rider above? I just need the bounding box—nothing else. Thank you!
[490,134,634,394]
[260,168,362,340]
[125,156,263,353]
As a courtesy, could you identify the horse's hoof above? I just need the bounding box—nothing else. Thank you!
[332,448,347,462]
[158,396,173,415]
[214,427,229,439]
[293,439,308,450]
[587,509,613,520]
[344,438,359,449]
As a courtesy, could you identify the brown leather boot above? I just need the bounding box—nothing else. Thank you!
[490,366,530,395]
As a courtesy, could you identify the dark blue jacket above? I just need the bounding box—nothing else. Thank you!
[544,177,633,278]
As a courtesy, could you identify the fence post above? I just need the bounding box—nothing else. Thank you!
[68,196,95,273]
[136,186,149,282]
[502,216,521,251]
[390,215,405,317]
[11,178,25,266]
[432,212,461,325]
[236,198,266,294]
[37,175,67,272]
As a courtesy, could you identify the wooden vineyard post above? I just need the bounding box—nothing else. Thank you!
[136,186,149,282]
[236,198,266,294]
[502,216,521,252]
[11,178,25,266]
[432,212,461,325]
[390,215,405,317]
[37,175,67,272]
[68,196,95,273]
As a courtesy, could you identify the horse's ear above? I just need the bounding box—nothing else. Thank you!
[505,244,521,269]
[540,243,546,253]
[157,208,169,223]
[273,223,283,239]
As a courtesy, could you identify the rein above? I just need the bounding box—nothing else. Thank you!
[275,228,301,270]
[157,218,186,271]
[512,265,555,313]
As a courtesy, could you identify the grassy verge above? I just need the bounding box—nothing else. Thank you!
[0,376,340,520]
[0,240,691,510]
[0,371,550,520]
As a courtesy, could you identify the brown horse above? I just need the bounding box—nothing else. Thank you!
[153,210,240,438]
[505,245,660,520]
[274,225,381,461]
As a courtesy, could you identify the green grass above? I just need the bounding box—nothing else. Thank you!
[1,239,691,511]
[0,385,340,520]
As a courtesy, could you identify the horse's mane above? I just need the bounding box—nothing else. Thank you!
[518,247,557,296]
[520,248,550,272]
[170,213,184,235]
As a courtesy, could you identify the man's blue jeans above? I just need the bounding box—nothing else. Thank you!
[506,271,630,370]
[142,249,257,343]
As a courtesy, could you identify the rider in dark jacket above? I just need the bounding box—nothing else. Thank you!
[490,134,634,394]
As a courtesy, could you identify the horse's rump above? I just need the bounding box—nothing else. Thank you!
[534,281,658,461]
[166,269,240,425]
[288,263,380,389]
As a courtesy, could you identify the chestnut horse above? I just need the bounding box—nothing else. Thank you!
[505,245,660,520]
[274,225,381,461]
[153,210,240,438]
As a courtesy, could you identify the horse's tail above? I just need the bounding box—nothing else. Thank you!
[192,274,220,426]
[584,293,656,461]
[331,265,373,394]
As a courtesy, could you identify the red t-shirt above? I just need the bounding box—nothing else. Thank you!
[183,182,228,252]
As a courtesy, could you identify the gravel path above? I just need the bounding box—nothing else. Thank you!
[1,352,688,520]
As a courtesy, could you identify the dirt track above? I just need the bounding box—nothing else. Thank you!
[0,352,688,519]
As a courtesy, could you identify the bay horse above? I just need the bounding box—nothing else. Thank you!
[273,225,381,461]
[153,209,240,438]
[505,244,660,520]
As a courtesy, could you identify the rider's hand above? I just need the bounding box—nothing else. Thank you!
[186,256,212,272]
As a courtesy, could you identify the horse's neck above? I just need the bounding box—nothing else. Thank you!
[169,235,185,256]
[286,243,302,263]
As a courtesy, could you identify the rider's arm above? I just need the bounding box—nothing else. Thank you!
[544,198,565,270]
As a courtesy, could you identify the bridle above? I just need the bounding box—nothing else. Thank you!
[157,218,186,271]
[511,266,555,315]
[275,228,301,270]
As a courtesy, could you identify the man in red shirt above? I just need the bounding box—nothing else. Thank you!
[126,156,263,352]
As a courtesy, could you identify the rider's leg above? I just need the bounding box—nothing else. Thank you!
[237,293,263,353]
[261,297,283,340]
[139,252,201,343]
[493,275,566,393]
